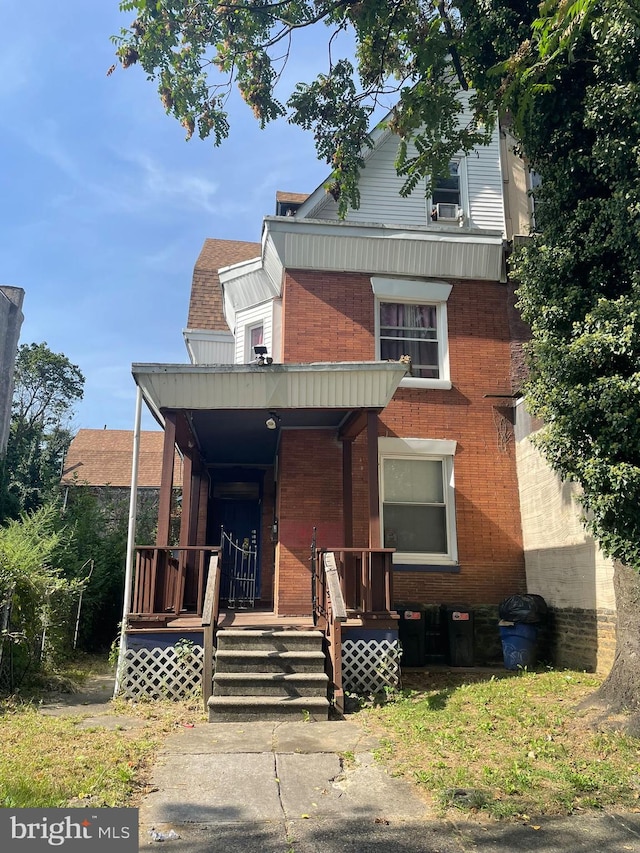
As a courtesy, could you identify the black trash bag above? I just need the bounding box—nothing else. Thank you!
[499,594,548,624]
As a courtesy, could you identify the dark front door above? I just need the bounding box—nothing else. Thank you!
[209,471,263,606]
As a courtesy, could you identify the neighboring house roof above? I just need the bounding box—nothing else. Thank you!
[187,238,261,332]
[275,191,309,205]
[61,429,183,488]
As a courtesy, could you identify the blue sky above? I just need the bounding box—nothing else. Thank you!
[1,2,336,432]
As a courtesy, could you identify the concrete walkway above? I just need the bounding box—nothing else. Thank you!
[138,721,640,853]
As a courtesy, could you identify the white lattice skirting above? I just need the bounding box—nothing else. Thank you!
[119,646,204,700]
[342,639,401,694]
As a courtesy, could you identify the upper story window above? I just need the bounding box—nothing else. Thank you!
[245,322,264,362]
[372,278,452,390]
[430,160,463,223]
[380,303,439,379]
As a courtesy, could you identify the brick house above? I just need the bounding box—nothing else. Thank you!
[117,100,537,717]
[61,429,183,539]
[62,429,183,491]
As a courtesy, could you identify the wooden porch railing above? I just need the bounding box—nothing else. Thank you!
[313,546,396,713]
[316,547,396,615]
[201,553,221,711]
[131,546,221,618]
[314,552,347,713]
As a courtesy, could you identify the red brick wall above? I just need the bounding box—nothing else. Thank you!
[275,429,344,615]
[277,269,526,611]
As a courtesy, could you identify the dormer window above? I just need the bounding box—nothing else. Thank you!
[275,191,309,217]
[245,322,264,363]
[430,161,463,222]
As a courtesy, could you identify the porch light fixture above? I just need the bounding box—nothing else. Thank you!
[265,411,281,430]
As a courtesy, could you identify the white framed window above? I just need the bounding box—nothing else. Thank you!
[379,303,439,378]
[372,278,452,390]
[430,159,467,223]
[245,322,264,363]
[379,437,458,566]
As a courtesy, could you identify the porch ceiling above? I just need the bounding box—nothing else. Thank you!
[191,407,351,464]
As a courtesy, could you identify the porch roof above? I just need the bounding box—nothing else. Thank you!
[132,361,407,464]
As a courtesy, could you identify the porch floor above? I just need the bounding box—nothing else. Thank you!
[127,609,315,633]
[127,608,397,634]
[218,610,315,630]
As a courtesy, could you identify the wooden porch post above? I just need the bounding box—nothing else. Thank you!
[367,410,381,549]
[188,458,202,546]
[196,474,209,545]
[156,411,177,548]
[179,451,194,548]
[342,439,354,548]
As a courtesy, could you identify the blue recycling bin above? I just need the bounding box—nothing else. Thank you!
[499,622,538,670]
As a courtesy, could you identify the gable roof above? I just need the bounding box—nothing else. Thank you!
[61,429,183,488]
[187,238,261,332]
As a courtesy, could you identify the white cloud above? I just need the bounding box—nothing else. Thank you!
[117,150,222,214]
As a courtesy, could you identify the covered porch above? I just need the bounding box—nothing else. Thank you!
[117,361,407,708]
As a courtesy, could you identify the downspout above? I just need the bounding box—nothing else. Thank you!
[113,384,143,697]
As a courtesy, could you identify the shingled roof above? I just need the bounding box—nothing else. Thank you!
[187,238,261,331]
[275,191,309,205]
[61,429,183,488]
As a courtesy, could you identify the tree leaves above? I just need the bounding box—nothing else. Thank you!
[1,344,85,521]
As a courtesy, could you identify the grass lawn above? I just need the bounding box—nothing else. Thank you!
[0,657,205,809]
[357,668,640,820]
[3,659,639,821]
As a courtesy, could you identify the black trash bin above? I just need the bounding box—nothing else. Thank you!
[441,605,474,667]
[397,605,426,667]
[424,606,447,664]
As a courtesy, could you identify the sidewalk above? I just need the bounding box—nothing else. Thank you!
[137,720,640,853]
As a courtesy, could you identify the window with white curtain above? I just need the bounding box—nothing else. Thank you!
[379,438,458,565]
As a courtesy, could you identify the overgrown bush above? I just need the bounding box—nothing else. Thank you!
[0,505,81,690]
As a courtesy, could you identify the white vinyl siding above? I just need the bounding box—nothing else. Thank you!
[311,134,428,226]
[306,93,506,235]
[183,329,235,365]
[235,302,274,364]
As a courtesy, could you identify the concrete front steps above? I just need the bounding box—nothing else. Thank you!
[208,629,330,722]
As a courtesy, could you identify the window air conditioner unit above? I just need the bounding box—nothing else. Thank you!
[435,203,460,221]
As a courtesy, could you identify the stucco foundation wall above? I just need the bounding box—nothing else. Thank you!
[516,410,616,674]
